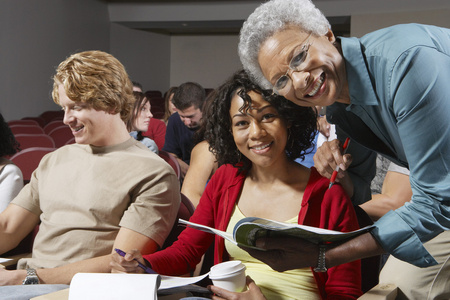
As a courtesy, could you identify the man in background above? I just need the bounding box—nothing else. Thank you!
[163,81,205,178]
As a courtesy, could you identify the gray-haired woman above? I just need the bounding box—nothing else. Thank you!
[238,0,450,294]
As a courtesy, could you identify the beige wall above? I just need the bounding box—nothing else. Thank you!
[169,35,241,90]
[351,9,450,37]
[2,0,449,121]
[0,0,110,121]
[110,23,171,93]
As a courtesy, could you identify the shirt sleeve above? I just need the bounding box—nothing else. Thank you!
[0,164,24,212]
[144,167,221,275]
[387,162,410,176]
[119,159,181,248]
[372,45,450,267]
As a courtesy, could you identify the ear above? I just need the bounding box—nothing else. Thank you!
[324,28,336,44]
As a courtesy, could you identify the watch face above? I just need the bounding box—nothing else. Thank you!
[23,276,39,284]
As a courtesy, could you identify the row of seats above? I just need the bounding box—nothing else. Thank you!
[7,111,72,183]
[8,111,182,186]
[9,122,74,148]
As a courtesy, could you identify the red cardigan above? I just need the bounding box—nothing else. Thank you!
[142,118,166,150]
[146,164,362,299]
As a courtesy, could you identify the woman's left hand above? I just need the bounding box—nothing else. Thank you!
[208,276,266,300]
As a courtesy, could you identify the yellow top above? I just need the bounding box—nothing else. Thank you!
[225,206,320,300]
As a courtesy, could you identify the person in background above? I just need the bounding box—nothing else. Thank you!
[295,106,334,168]
[238,0,450,279]
[163,86,178,125]
[163,82,205,178]
[180,90,218,206]
[0,51,179,299]
[132,81,144,93]
[132,82,167,151]
[361,156,411,222]
[111,70,362,300]
[142,114,166,151]
[127,91,158,154]
[0,113,23,213]
[361,156,450,299]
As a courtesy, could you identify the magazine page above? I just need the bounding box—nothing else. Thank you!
[233,217,375,247]
[178,219,236,244]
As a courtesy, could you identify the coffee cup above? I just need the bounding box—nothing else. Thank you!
[209,261,246,292]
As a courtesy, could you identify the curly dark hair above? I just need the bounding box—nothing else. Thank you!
[204,70,317,171]
[0,113,21,157]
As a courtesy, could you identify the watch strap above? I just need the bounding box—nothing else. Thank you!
[314,245,328,272]
[22,268,40,285]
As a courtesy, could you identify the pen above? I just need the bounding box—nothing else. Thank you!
[114,248,157,274]
[328,138,350,189]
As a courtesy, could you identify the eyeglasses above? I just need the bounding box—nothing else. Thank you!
[273,33,313,95]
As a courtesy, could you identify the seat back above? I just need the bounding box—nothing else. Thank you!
[8,119,40,127]
[10,147,56,183]
[21,117,46,128]
[145,90,162,98]
[48,125,73,148]
[159,150,181,181]
[10,125,44,135]
[39,110,64,125]
[149,96,166,120]
[162,193,196,249]
[14,134,55,149]
[44,120,65,134]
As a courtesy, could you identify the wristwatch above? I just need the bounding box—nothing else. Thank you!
[314,245,328,272]
[22,268,40,285]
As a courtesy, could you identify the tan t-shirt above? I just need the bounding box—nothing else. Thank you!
[12,138,180,269]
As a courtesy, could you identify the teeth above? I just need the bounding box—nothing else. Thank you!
[253,143,270,150]
[73,126,84,132]
[308,74,324,97]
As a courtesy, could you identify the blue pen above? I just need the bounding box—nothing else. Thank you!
[114,248,157,274]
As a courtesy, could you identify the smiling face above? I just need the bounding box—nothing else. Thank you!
[230,91,289,168]
[258,26,349,107]
[133,100,152,132]
[59,84,120,147]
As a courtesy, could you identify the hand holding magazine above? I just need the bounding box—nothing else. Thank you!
[179,217,374,249]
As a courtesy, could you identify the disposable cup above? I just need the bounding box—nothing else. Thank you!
[209,261,246,292]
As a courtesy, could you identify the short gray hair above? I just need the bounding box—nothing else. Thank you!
[238,0,330,89]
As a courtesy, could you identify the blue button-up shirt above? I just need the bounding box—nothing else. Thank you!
[329,24,450,267]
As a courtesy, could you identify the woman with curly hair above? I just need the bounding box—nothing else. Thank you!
[0,113,23,212]
[111,70,362,299]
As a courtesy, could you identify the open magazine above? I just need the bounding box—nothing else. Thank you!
[179,217,374,249]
